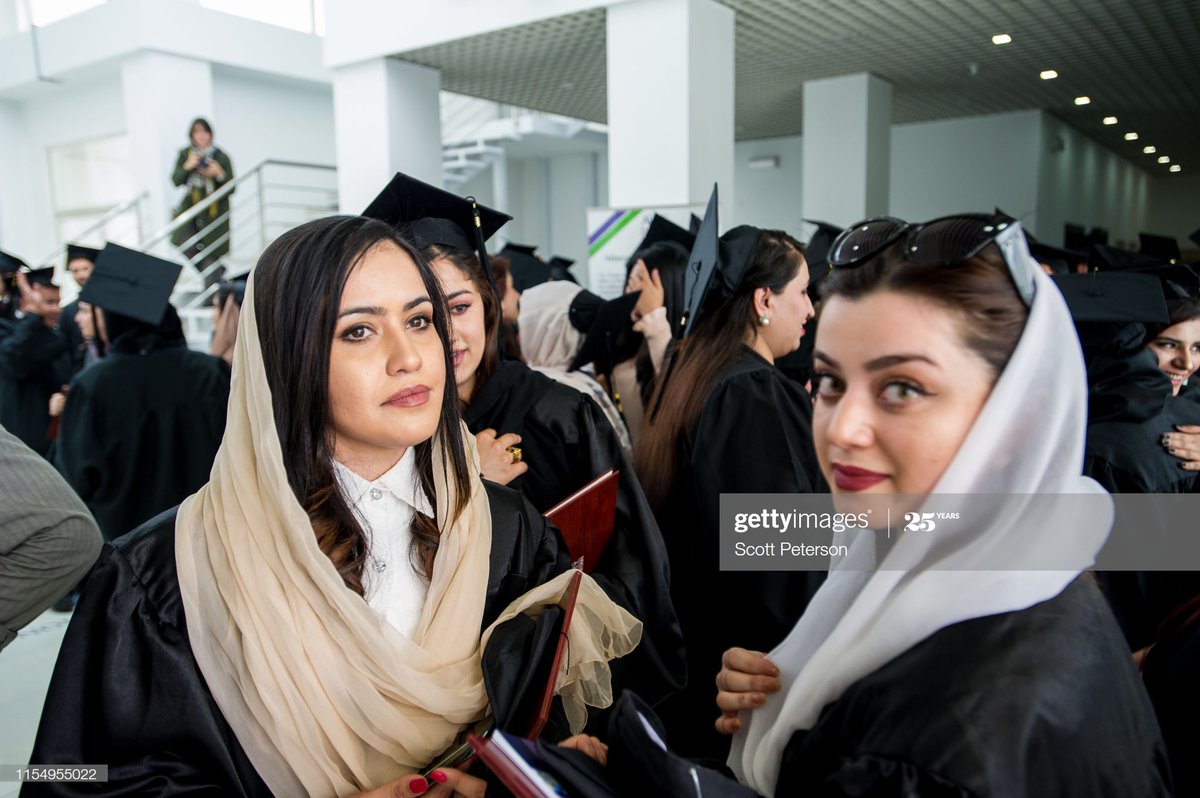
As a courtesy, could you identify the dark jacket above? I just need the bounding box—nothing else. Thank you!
[0,315,71,457]
[24,483,573,797]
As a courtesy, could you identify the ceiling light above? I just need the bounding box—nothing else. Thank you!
[1074,96,1091,105]
[1143,145,1157,154]
[1169,165,1181,173]
[992,33,1012,45]
[1158,156,1170,164]
[1124,132,1139,141]
[1040,70,1058,80]
[1102,116,1118,125]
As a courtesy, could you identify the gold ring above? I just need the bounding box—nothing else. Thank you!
[507,446,523,465]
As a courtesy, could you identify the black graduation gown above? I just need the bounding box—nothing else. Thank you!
[463,360,685,707]
[775,577,1172,798]
[654,347,826,761]
[54,336,230,541]
[0,315,71,457]
[57,300,87,375]
[1141,609,1200,798]
[23,482,573,797]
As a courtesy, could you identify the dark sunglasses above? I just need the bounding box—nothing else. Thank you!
[827,213,1036,306]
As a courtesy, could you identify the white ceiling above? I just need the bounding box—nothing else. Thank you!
[397,0,1200,174]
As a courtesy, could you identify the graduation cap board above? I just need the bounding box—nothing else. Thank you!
[502,244,552,293]
[363,173,511,254]
[0,250,27,276]
[1051,272,1169,324]
[547,256,578,284]
[1089,244,1200,299]
[80,243,182,326]
[680,185,762,337]
[568,291,640,376]
[1139,232,1182,263]
[66,243,102,264]
[634,214,696,256]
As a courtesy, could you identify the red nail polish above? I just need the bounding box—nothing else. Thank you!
[429,770,448,784]
[408,776,429,794]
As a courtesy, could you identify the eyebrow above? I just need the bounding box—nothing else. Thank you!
[445,289,473,301]
[814,351,939,371]
[337,296,431,319]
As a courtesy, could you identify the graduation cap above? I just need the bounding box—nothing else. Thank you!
[689,214,702,236]
[1029,242,1085,276]
[1090,244,1199,299]
[680,185,761,336]
[1051,272,1169,324]
[1138,232,1182,263]
[634,215,696,256]
[547,256,578,284]
[568,290,641,376]
[24,267,57,288]
[66,243,102,264]
[363,173,510,253]
[81,243,182,326]
[0,250,27,276]
[501,243,551,292]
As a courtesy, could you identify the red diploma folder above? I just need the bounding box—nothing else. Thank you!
[544,469,619,574]
[468,730,568,798]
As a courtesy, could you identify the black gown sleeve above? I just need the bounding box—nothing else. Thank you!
[0,316,67,379]
[22,520,270,797]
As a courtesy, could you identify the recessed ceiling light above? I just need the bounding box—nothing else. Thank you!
[1102,116,1118,125]
[1124,132,1139,141]
[1040,70,1058,80]
[1158,156,1170,164]
[1169,165,1181,173]
[1074,96,1091,105]
[992,33,1012,45]
[1143,145,1157,154]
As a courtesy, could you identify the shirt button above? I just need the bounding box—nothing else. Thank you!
[369,488,383,500]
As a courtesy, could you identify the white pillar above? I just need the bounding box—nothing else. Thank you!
[120,52,215,242]
[606,0,734,218]
[0,0,19,37]
[333,58,442,213]
[801,73,892,227]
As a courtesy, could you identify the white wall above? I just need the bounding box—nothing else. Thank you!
[733,135,804,232]
[1146,174,1200,257]
[1036,112,1151,248]
[0,76,126,261]
[890,110,1043,231]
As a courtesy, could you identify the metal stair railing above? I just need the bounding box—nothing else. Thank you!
[34,191,148,267]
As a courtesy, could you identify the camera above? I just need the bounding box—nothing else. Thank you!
[197,155,211,170]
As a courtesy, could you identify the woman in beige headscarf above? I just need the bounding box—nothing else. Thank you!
[27,215,639,798]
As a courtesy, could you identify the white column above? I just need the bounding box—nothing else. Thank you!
[801,73,892,226]
[120,52,215,241]
[333,58,442,213]
[0,0,19,37]
[606,0,734,217]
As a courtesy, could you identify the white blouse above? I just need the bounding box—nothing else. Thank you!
[332,451,431,639]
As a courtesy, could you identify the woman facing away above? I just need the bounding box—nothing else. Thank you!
[635,220,826,761]
[25,216,637,797]
[713,215,1170,797]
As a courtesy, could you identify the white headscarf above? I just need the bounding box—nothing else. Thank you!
[729,244,1113,795]
[519,281,633,453]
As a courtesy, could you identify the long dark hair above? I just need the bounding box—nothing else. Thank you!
[636,228,803,510]
[1145,296,1200,342]
[421,244,502,399]
[253,216,473,594]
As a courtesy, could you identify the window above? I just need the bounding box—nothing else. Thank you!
[47,134,141,255]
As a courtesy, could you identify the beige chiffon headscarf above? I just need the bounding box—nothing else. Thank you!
[176,273,641,797]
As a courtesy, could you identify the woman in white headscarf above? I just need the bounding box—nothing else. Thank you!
[27,216,637,798]
[518,281,633,454]
[714,216,1170,796]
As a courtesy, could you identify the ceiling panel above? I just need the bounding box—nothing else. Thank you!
[397,0,1200,173]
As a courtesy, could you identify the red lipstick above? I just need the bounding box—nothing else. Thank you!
[384,385,431,408]
[832,463,888,492]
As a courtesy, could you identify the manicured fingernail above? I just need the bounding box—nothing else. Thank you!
[408,777,429,794]
[752,693,766,705]
[429,770,448,784]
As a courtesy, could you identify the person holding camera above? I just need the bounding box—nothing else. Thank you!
[171,117,234,278]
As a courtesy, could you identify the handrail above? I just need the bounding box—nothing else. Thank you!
[141,159,335,251]
[36,191,148,267]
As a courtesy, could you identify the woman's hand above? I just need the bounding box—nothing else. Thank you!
[475,429,528,485]
[1162,425,1200,471]
[202,160,226,180]
[714,647,781,735]
[632,267,665,322]
[49,387,68,418]
[354,768,486,797]
[559,734,608,765]
[183,150,202,171]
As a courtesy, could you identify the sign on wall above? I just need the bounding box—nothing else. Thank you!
[585,205,703,299]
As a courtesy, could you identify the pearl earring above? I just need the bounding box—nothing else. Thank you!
[759,315,770,326]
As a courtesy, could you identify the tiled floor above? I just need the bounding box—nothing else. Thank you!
[0,610,72,798]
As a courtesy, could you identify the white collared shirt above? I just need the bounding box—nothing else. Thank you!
[332,450,431,639]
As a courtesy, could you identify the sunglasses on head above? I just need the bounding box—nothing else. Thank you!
[827,213,1036,306]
